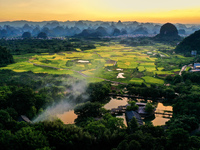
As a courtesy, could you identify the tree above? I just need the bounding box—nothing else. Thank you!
[145,102,155,113]
[167,115,199,132]
[103,113,125,131]
[85,120,106,136]
[8,87,37,117]
[126,101,138,111]
[175,29,200,53]
[0,130,14,150]
[87,82,111,102]
[165,75,173,82]
[117,140,129,150]
[128,117,139,132]
[173,75,182,84]
[4,107,18,120]
[14,127,49,150]
[128,140,141,150]
[189,136,200,149]
[0,46,14,67]
[164,88,176,100]
[40,121,93,150]
[74,101,102,118]
[167,128,189,150]
[140,124,165,138]
[0,110,12,128]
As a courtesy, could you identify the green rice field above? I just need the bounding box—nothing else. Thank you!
[1,42,193,85]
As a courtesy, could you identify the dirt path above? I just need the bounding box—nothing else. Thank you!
[179,65,187,75]
[179,64,192,75]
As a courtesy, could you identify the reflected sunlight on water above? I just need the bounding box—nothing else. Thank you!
[57,98,172,126]
[152,103,172,126]
[57,110,77,124]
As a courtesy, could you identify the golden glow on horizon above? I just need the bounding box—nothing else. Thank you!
[0,0,200,23]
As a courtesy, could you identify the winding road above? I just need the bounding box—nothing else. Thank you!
[179,64,192,75]
[179,65,187,75]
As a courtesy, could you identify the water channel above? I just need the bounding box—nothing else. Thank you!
[57,97,173,126]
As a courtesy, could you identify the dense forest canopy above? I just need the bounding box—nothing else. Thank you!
[175,30,200,54]
[0,46,14,66]
[0,36,200,149]
[0,38,96,54]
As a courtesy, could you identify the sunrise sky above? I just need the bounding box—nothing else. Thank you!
[1,0,200,23]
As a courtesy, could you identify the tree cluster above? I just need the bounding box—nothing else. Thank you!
[0,46,14,67]
[175,30,200,54]
[0,39,96,54]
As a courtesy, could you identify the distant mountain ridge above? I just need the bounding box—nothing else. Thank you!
[0,20,199,38]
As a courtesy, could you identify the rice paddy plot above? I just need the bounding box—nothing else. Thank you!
[154,70,173,75]
[138,66,146,72]
[130,78,144,84]
[157,67,164,71]
[82,69,96,76]
[117,61,138,69]
[1,43,184,84]
[142,76,164,84]
[0,62,74,75]
[145,67,157,72]
[139,62,156,72]
[85,77,105,83]
[13,53,37,62]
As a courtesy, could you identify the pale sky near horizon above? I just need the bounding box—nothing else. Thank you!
[1,0,200,23]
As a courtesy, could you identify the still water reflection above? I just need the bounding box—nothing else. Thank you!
[57,110,77,124]
[104,97,129,109]
[58,97,172,126]
[151,103,173,126]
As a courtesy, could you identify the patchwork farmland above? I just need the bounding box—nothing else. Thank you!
[1,42,193,85]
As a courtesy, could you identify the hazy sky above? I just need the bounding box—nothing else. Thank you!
[1,0,200,23]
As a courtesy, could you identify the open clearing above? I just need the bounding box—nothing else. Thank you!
[1,42,193,84]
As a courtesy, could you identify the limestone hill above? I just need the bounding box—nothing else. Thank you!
[175,30,200,54]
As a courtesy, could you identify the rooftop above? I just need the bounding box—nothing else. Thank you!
[126,111,143,126]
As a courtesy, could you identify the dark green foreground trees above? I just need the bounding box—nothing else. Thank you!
[0,66,200,149]
[0,46,14,67]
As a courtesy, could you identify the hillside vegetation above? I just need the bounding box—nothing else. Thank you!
[0,46,14,67]
[0,40,194,85]
[0,38,200,150]
[176,30,200,54]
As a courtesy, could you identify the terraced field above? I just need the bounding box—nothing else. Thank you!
[1,42,193,84]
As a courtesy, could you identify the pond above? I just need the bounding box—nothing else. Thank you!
[104,97,129,126]
[57,110,77,124]
[151,103,173,126]
[104,97,173,126]
[57,97,172,126]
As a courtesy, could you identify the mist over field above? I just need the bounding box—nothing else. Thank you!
[32,81,88,123]
[1,0,200,149]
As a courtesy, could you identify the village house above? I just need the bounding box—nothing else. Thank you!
[191,50,197,56]
[194,63,200,70]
